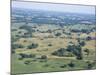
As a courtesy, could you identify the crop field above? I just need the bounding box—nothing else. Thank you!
[11,1,96,75]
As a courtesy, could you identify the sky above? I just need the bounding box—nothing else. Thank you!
[12,1,95,14]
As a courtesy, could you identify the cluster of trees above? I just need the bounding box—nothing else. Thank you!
[52,48,66,57]
[12,42,38,53]
[71,29,89,33]
[18,53,48,62]
[11,43,24,53]
[86,61,94,69]
[59,61,94,69]
[79,41,85,46]
[63,32,71,36]
[77,38,85,46]
[52,43,83,60]
[67,44,83,60]
[52,48,74,57]
[18,53,36,60]
[12,44,24,49]
[59,61,75,68]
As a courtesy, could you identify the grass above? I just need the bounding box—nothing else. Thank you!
[11,53,96,74]
[11,24,96,74]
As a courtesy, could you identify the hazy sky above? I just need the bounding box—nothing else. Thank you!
[12,1,95,14]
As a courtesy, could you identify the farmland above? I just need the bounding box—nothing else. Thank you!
[11,7,96,74]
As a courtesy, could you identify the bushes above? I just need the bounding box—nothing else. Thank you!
[86,36,92,41]
[24,60,31,65]
[55,32,61,37]
[39,55,48,62]
[71,29,88,33]
[52,48,66,56]
[52,48,74,57]
[76,54,83,60]
[52,44,83,60]
[66,45,75,52]
[86,61,94,69]
[68,61,75,68]
[67,45,81,53]
[18,55,23,60]
[66,44,83,60]
[41,55,47,59]
[79,41,85,46]
[27,43,38,49]
[87,63,93,69]
[71,29,80,33]
[60,64,67,68]
[52,51,58,55]
[48,43,52,46]
[11,43,24,49]
[77,38,85,46]
[11,43,24,54]
[19,53,27,58]
[18,53,36,59]
[18,53,48,62]
[84,48,89,55]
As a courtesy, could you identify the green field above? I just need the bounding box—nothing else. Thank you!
[11,23,96,74]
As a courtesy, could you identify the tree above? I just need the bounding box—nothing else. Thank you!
[68,61,75,68]
[52,51,58,56]
[18,55,23,60]
[79,41,85,46]
[48,43,52,46]
[66,45,75,52]
[86,61,93,69]
[19,53,28,58]
[40,55,48,62]
[52,48,66,56]
[19,53,36,59]
[47,29,52,33]
[81,29,88,33]
[86,36,92,41]
[71,29,80,33]
[84,48,89,55]
[41,55,47,59]
[55,32,61,37]
[66,44,83,60]
[60,64,67,68]
[11,43,23,54]
[27,43,38,49]
[24,60,31,65]
[12,44,24,49]
[76,54,83,60]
